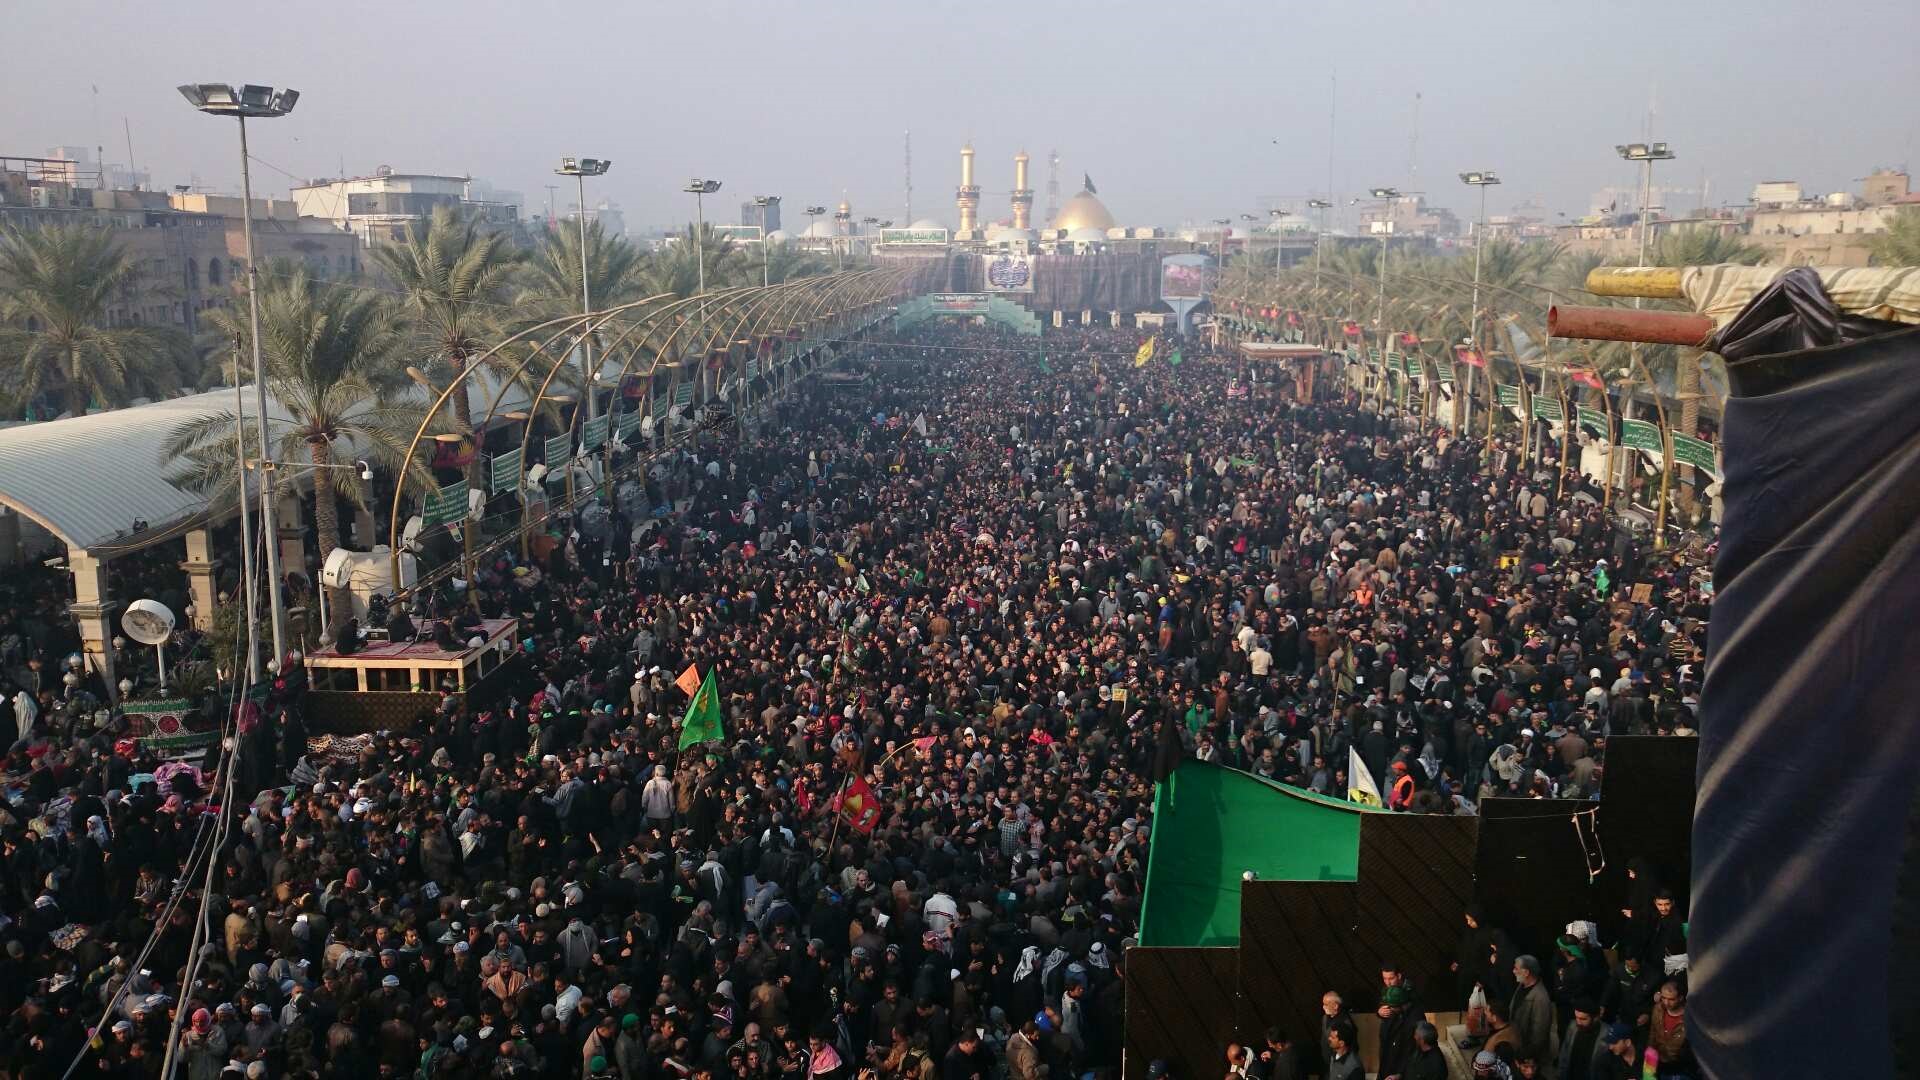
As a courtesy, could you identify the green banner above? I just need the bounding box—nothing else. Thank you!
[1532,396,1565,422]
[580,414,609,452]
[488,448,522,494]
[1385,351,1403,374]
[1406,357,1426,382]
[1671,433,1719,472]
[673,382,694,407]
[652,395,668,418]
[1497,384,1522,408]
[545,433,572,467]
[1619,418,1665,453]
[1345,347,1360,362]
[1367,348,1381,366]
[424,480,468,527]
[1577,406,1610,436]
[617,409,641,438]
[1435,362,1454,384]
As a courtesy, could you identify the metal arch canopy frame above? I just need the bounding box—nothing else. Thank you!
[385,272,914,596]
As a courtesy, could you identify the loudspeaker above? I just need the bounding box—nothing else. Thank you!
[335,619,361,655]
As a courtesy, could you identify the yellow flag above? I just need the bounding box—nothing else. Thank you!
[1134,339,1155,367]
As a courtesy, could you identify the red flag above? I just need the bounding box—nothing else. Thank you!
[1455,346,1486,368]
[675,664,702,697]
[1398,332,1421,348]
[834,776,883,834]
[911,734,939,755]
[1569,367,1605,389]
[1342,321,1362,339]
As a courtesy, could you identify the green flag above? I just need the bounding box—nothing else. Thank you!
[1169,348,1184,367]
[678,669,724,749]
[1037,352,1052,373]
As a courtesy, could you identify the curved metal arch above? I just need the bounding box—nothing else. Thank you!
[386,291,692,591]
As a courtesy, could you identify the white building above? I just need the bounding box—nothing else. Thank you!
[290,167,518,245]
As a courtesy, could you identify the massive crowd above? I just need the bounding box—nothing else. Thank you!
[1,318,1708,1080]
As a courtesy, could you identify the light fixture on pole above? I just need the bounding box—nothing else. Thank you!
[1459,170,1501,437]
[1305,198,1332,276]
[178,81,298,681]
[754,195,779,287]
[1616,141,1676,545]
[556,156,611,418]
[1615,142,1675,268]
[804,205,827,251]
[683,178,723,296]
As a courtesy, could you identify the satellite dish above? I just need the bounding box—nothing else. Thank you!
[401,515,425,551]
[122,599,176,645]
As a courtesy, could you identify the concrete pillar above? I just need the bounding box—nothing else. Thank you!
[276,492,308,579]
[180,528,219,632]
[67,547,119,701]
[353,505,377,549]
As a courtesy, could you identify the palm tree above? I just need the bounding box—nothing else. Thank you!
[0,222,185,417]
[759,240,829,286]
[517,221,647,401]
[1869,207,1920,266]
[163,266,424,575]
[372,207,521,475]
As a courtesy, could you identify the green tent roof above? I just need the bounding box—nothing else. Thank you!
[1138,759,1381,947]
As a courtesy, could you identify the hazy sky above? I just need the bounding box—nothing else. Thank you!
[9,0,1918,233]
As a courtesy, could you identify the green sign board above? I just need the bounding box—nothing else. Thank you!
[1367,348,1381,365]
[488,448,522,494]
[617,409,642,438]
[580,414,609,452]
[879,227,951,246]
[1671,433,1719,472]
[424,480,468,527]
[673,382,695,407]
[1577,406,1610,436]
[652,395,668,418]
[1497,384,1522,408]
[1405,357,1426,382]
[1385,351,1403,374]
[1531,396,1565,422]
[1435,362,1454,384]
[545,433,572,467]
[1619,418,1664,453]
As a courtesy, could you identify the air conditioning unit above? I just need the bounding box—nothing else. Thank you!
[30,187,54,208]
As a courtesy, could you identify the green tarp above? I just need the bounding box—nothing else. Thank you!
[1138,760,1378,947]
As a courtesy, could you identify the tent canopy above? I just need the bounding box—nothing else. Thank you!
[1140,759,1380,947]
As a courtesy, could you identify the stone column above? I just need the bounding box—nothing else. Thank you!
[277,492,309,580]
[180,528,219,632]
[67,547,119,701]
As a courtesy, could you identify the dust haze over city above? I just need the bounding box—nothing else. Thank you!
[6,0,1916,229]
[7,4,1920,1080]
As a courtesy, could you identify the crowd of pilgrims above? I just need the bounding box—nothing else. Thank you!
[0,318,1709,1080]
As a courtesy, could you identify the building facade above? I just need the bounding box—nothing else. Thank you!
[290,169,519,245]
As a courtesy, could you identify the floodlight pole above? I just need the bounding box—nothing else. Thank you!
[235,113,288,673]
[575,169,596,419]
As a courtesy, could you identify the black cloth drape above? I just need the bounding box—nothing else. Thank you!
[1692,315,1920,1080]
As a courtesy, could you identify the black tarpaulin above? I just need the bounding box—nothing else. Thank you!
[1692,308,1920,1079]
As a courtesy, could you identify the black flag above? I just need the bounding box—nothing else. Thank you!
[1084,173,1097,195]
[1151,706,1186,783]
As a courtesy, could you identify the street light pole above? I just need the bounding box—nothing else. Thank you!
[1616,141,1676,542]
[179,82,299,675]
[1460,171,1501,437]
[556,157,611,418]
[684,179,723,298]
[755,196,779,287]
[1307,198,1332,278]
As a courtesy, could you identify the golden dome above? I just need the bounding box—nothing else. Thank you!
[1053,190,1116,233]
